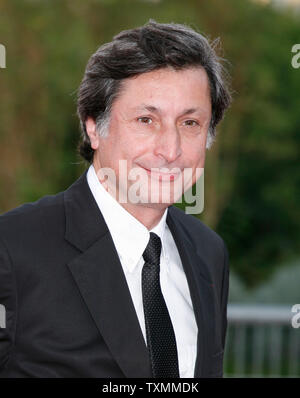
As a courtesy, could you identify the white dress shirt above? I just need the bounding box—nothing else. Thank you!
[87,165,198,378]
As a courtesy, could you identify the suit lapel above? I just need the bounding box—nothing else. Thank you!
[167,207,217,378]
[64,170,151,378]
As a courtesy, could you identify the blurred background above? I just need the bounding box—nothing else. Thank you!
[0,0,299,377]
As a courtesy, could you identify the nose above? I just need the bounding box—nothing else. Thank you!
[154,124,182,164]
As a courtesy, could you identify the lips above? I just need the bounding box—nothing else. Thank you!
[139,165,182,181]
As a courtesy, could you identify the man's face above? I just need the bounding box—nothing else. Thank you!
[87,66,212,210]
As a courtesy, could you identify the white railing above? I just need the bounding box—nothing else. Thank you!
[224,304,300,378]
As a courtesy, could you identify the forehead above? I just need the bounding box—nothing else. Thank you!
[115,66,211,112]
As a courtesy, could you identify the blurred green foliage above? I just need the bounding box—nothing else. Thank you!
[0,0,299,288]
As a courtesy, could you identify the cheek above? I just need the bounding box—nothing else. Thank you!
[121,138,152,162]
[182,140,206,167]
[117,125,148,156]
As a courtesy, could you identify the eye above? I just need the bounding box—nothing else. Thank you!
[137,117,152,124]
[183,120,199,127]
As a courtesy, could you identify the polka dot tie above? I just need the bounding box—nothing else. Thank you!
[142,232,179,378]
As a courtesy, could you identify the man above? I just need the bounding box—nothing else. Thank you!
[0,20,231,378]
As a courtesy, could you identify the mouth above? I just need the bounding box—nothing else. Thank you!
[138,165,182,182]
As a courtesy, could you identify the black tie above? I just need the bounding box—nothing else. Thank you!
[142,232,179,378]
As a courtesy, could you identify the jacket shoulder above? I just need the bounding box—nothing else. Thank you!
[0,191,65,239]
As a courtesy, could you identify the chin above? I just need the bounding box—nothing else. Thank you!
[137,200,172,210]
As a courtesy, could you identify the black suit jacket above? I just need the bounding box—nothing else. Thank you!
[0,169,229,378]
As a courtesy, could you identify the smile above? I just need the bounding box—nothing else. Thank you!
[139,166,182,181]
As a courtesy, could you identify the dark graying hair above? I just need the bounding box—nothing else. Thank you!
[77,19,231,163]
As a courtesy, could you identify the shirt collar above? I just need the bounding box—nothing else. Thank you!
[86,164,169,273]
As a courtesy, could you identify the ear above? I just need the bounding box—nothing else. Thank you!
[85,117,100,150]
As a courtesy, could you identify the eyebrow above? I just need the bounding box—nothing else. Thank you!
[133,104,208,117]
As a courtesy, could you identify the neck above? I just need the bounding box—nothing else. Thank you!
[120,202,167,230]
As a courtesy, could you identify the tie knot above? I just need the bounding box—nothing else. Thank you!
[143,232,162,266]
